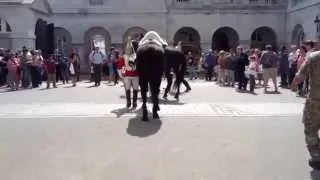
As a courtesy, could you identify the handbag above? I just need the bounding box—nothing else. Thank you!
[69,63,75,75]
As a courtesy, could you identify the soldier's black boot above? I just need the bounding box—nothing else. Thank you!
[309,159,320,170]
[126,90,131,108]
[132,90,138,109]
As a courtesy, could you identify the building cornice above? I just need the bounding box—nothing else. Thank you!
[287,1,320,14]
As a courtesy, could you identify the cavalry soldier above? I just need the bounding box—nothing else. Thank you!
[120,37,139,109]
[292,50,320,169]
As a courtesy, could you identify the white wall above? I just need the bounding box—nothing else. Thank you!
[49,0,166,13]
[0,6,38,50]
[168,11,286,49]
[286,1,320,43]
[51,13,167,45]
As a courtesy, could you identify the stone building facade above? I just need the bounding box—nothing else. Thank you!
[0,0,319,72]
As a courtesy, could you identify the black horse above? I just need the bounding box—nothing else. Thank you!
[163,46,187,100]
[136,42,165,121]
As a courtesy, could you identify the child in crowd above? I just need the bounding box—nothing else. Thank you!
[248,55,259,93]
[44,55,57,88]
[7,53,20,91]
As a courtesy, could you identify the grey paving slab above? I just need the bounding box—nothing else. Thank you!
[0,116,314,180]
[0,80,315,180]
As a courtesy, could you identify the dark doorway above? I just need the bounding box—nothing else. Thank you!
[35,19,54,58]
[46,23,54,56]
[212,27,239,51]
[213,31,229,51]
[35,19,47,52]
[174,27,201,55]
[250,26,277,50]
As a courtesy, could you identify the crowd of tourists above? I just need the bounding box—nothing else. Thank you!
[0,45,139,92]
[188,40,318,95]
[0,47,81,90]
[0,40,318,97]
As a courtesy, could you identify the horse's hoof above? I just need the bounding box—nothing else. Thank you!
[132,103,137,109]
[174,95,179,100]
[153,112,160,119]
[142,116,149,122]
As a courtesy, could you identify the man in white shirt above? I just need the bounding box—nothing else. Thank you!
[288,45,297,85]
[89,47,105,86]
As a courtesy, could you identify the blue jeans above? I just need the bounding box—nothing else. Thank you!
[188,66,197,80]
[21,64,31,88]
[107,63,114,77]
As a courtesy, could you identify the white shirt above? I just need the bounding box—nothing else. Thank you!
[89,51,105,64]
[288,52,296,68]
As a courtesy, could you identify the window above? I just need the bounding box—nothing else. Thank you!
[6,21,11,32]
[90,0,104,5]
[0,18,12,33]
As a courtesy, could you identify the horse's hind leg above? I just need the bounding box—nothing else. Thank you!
[174,67,183,100]
[150,77,161,119]
[140,79,149,121]
[163,73,172,99]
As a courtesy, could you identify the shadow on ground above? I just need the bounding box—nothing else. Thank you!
[311,170,320,180]
[126,109,162,138]
[119,95,186,105]
[111,107,135,118]
[110,107,162,137]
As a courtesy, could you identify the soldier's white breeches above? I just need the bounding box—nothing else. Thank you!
[124,76,139,90]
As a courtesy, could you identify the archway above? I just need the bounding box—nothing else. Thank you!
[291,24,304,47]
[251,26,277,50]
[212,27,239,51]
[54,27,72,56]
[84,27,111,58]
[123,27,146,44]
[174,27,201,55]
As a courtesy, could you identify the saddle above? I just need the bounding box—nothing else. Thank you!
[139,31,168,48]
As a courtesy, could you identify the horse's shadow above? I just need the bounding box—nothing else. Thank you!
[111,107,135,118]
[126,109,162,138]
[111,107,162,137]
[118,95,185,106]
[311,170,320,180]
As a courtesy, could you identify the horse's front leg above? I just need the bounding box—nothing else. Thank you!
[174,70,183,100]
[174,81,181,100]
